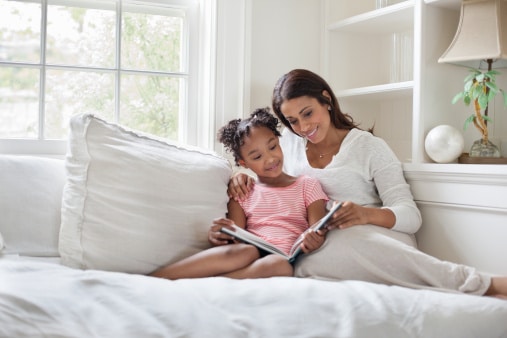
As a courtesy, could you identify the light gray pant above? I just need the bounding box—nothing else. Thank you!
[294,225,490,295]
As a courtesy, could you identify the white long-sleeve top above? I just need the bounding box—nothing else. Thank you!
[280,128,422,234]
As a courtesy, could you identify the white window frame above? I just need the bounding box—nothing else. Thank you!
[0,0,217,156]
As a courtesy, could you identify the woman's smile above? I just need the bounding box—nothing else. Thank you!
[303,126,319,142]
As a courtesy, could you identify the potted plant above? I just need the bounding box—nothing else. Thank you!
[452,68,507,157]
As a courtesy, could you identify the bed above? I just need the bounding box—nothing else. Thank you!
[1,114,506,338]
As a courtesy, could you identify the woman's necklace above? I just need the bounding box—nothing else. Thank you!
[306,142,340,158]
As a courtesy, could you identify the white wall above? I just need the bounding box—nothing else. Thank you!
[246,0,322,113]
[214,0,322,153]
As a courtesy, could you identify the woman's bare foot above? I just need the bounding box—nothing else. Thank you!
[485,276,507,299]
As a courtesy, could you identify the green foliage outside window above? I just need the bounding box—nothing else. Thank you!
[0,0,186,141]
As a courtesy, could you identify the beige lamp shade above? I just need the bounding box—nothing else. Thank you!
[438,0,507,68]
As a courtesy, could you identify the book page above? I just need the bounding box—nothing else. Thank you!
[221,225,288,258]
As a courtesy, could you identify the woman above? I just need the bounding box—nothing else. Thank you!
[229,69,507,297]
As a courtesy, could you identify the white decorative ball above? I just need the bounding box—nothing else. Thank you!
[425,125,464,163]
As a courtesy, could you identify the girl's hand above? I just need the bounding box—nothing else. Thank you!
[228,173,255,201]
[300,228,327,253]
[326,201,369,230]
[209,218,236,246]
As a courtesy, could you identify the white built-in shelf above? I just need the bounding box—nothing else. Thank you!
[403,162,507,189]
[336,81,413,101]
[327,1,415,34]
[324,0,497,168]
[424,0,461,10]
[404,162,507,175]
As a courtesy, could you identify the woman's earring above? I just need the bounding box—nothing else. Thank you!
[328,105,332,111]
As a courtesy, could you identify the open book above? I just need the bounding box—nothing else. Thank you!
[220,202,343,263]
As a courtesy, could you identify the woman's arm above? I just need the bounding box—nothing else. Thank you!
[370,154,422,233]
[323,133,422,234]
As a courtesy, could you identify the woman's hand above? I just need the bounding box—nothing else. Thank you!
[300,228,327,253]
[228,172,255,201]
[325,201,368,229]
[208,218,236,246]
[326,201,395,230]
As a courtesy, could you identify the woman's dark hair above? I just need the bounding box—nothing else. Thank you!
[272,69,359,134]
[218,107,281,166]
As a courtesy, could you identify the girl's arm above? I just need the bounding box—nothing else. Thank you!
[208,199,247,246]
[225,199,247,229]
[300,199,328,253]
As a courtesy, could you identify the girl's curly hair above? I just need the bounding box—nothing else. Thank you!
[218,107,281,166]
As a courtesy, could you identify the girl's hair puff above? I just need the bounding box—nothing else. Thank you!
[218,107,281,166]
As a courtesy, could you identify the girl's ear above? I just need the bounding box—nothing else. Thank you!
[238,159,247,169]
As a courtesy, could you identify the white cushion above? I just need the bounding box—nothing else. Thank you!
[0,155,66,256]
[59,114,232,274]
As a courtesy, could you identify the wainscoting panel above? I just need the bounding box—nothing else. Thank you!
[404,165,507,275]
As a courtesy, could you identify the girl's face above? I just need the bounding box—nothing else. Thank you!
[238,126,283,178]
[280,95,331,144]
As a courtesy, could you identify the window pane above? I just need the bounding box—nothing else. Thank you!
[120,74,181,140]
[0,67,40,138]
[46,4,115,67]
[121,10,183,72]
[45,69,114,139]
[0,1,41,63]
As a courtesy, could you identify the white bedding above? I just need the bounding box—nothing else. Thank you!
[1,260,507,338]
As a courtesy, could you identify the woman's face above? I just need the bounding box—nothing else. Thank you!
[280,95,331,144]
[238,126,284,179]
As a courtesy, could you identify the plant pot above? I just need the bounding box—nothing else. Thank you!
[469,139,501,157]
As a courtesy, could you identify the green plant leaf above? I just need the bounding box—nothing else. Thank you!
[487,89,496,104]
[464,74,475,83]
[464,79,473,91]
[478,95,488,109]
[452,92,464,104]
[485,81,498,93]
[455,68,505,129]
[463,114,475,130]
[486,69,500,77]
[500,89,507,106]
[472,85,483,101]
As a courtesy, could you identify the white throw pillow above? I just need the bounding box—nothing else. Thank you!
[59,114,232,274]
[0,155,66,256]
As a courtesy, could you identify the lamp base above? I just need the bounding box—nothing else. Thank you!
[469,139,501,158]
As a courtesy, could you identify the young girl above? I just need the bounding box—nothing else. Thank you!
[150,108,330,280]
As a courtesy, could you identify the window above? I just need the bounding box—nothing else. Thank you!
[0,0,214,155]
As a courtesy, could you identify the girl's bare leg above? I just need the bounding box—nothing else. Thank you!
[149,243,260,280]
[222,254,293,279]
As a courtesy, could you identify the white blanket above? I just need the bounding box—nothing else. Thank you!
[1,260,507,338]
